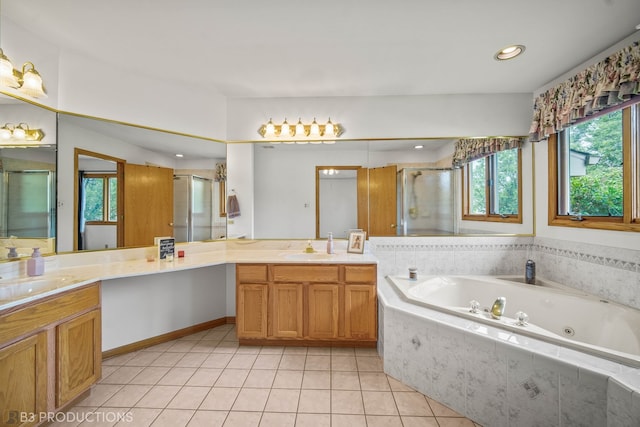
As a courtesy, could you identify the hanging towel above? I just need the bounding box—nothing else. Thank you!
[227,194,241,218]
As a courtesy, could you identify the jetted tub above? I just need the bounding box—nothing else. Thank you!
[387,274,640,367]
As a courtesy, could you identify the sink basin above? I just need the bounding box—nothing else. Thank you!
[0,275,76,301]
[282,252,337,261]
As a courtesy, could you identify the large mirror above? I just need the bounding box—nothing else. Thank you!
[0,94,57,260]
[56,113,227,253]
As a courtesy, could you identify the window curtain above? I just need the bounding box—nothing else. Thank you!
[451,137,524,168]
[529,41,640,142]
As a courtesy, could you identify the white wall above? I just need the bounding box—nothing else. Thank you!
[226,144,254,239]
[319,177,358,239]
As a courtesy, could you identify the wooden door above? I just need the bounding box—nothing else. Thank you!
[270,284,303,338]
[368,165,398,236]
[307,284,339,339]
[344,284,377,340]
[0,333,47,427]
[357,167,369,234]
[237,284,268,338]
[56,309,102,407]
[123,163,174,247]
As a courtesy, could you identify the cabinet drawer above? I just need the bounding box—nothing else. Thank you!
[344,265,376,283]
[273,265,339,283]
[237,265,268,283]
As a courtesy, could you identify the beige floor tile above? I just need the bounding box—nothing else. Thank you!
[331,347,355,356]
[436,418,478,427]
[100,365,119,378]
[222,411,261,427]
[186,368,223,386]
[215,369,250,387]
[365,415,404,427]
[301,370,330,389]
[166,340,197,353]
[279,354,306,370]
[130,367,171,385]
[201,352,234,369]
[331,414,367,427]
[157,367,197,386]
[150,352,186,367]
[259,412,296,427]
[306,347,331,355]
[304,355,330,370]
[243,369,276,388]
[297,389,330,413]
[100,366,145,384]
[354,348,379,357]
[186,410,227,427]
[135,385,181,408]
[331,371,361,390]
[103,352,137,366]
[401,416,440,427]
[227,353,258,369]
[166,386,210,409]
[75,384,123,407]
[199,387,241,411]
[49,406,96,427]
[394,391,433,416]
[77,407,129,427]
[362,391,399,416]
[331,356,358,371]
[231,388,270,412]
[150,409,194,427]
[283,346,308,355]
[212,341,239,353]
[124,351,163,366]
[175,352,208,368]
[426,397,464,417]
[264,388,300,412]
[359,372,390,391]
[203,330,227,340]
[253,354,282,369]
[294,413,330,427]
[189,340,219,353]
[387,375,415,392]
[103,384,152,407]
[272,370,303,389]
[115,408,161,427]
[235,345,261,354]
[259,346,284,355]
[179,331,208,340]
[356,356,383,372]
[331,390,364,414]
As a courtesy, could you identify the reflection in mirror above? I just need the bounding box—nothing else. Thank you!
[0,93,57,260]
[57,114,227,253]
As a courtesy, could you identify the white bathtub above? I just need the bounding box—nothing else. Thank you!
[387,274,640,367]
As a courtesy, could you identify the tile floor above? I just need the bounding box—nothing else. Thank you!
[53,324,481,427]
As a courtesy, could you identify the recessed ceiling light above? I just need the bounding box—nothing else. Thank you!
[175,153,184,157]
[414,145,424,149]
[494,45,526,61]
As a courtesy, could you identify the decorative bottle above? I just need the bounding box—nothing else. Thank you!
[326,232,334,254]
[27,248,44,277]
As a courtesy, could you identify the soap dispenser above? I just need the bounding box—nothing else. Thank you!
[27,247,44,277]
[326,232,334,254]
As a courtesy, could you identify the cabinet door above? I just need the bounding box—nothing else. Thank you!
[0,332,47,427]
[270,284,303,338]
[237,284,268,338]
[345,284,377,339]
[57,309,102,407]
[307,284,339,339]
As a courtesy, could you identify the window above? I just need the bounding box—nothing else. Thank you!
[549,102,640,231]
[462,147,522,222]
[83,173,118,223]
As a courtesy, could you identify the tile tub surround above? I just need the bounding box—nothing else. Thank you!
[378,277,640,427]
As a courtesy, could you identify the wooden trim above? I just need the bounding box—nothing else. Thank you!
[239,338,376,348]
[101,317,235,359]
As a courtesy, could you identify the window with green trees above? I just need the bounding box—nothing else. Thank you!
[84,174,117,223]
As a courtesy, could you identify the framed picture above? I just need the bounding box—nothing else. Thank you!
[347,230,366,254]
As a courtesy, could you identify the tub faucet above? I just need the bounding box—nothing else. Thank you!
[490,297,506,319]
[525,260,536,285]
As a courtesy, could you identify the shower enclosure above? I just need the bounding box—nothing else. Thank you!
[173,174,214,242]
[2,170,55,238]
[397,167,456,235]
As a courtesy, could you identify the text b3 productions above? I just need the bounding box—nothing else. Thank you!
[4,410,134,424]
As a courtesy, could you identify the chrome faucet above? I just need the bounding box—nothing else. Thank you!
[525,259,536,284]
[490,297,506,319]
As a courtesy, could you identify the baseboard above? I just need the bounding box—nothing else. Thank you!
[239,338,377,348]
[102,316,236,359]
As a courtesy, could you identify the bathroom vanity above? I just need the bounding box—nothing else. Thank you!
[236,263,377,346]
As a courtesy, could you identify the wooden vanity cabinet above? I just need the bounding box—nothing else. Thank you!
[236,264,377,345]
[0,283,102,425]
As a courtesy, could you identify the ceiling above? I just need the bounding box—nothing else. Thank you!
[3,0,640,99]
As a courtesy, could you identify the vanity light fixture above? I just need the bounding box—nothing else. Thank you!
[0,123,45,143]
[414,144,424,149]
[494,44,526,61]
[0,49,48,98]
[258,117,343,144]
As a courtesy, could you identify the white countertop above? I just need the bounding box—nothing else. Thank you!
[0,240,378,312]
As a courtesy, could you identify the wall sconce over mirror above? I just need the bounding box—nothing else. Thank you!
[0,122,45,145]
[0,49,47,98]
[258,117,343,144]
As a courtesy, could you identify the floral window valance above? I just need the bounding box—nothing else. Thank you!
[215,162,226,182]
[529,41,640,142]
[451,137,524,168]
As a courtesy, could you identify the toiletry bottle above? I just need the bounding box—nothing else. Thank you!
[327,232,334,254]
[27,247,44,276]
